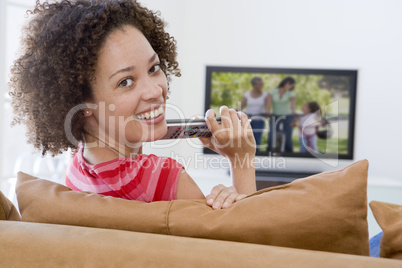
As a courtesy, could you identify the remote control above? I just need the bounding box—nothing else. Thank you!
[160,117,251,140]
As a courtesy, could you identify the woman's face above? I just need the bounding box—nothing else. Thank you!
[285,83,295,91]
[253,80,264,91]
[87,25,168,147]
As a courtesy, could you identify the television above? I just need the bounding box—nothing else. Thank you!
[204,66,358,163]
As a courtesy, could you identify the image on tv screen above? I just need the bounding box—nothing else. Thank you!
[205,66,357,160]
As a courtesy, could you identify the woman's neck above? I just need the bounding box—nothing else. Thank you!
[82,132,142,165]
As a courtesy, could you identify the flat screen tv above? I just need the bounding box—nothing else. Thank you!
[204,66,357,160]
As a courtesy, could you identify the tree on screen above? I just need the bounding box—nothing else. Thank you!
[211,72,333,114]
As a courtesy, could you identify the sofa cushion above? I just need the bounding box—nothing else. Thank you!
[1,221,400,268]
[16,160,370,255]
[0,191,21,221]
[370,201,402,260]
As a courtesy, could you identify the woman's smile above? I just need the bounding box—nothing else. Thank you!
[135,104,165,125]
[135,104,164,120]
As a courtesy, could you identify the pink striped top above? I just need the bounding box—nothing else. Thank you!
[65,146,183,202]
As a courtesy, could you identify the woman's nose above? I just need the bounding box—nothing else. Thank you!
[141,78,162,101]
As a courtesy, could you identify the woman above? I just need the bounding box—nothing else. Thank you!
[239,76,268,148]
[266,77,296,153]
[9,0,256,210]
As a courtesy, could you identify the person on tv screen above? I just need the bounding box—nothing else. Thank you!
[266,77,296,153]
[239,76,268,148]
[291,101,321,153]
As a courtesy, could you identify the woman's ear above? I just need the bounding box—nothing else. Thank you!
[83,109,93,117]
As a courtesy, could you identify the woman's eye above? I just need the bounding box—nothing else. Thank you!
[149,64,161,74]
[119,78,133,87]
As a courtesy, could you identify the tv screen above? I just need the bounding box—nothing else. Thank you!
[204,66,357,160]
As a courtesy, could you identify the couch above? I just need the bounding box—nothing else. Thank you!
[0,160,401,267]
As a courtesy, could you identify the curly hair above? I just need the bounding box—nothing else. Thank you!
[9,0,180,156]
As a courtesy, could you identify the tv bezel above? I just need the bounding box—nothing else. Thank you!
[203,65,358,160]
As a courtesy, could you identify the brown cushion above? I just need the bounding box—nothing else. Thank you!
[370,201,402,260]
[16,160,370,255]
[0,191,21,221]
[1,221,400,268]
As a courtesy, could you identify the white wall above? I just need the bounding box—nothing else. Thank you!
[141,0,402,183]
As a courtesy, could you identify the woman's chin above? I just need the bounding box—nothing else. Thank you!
[146,126,167,142]
[142,121,167,142]
[124,119,167,143]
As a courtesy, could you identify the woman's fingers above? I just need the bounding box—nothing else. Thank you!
[238,111,250,129]
[235,194,247,201]
[219,106,231,129]
[229,108,241,137]
[237,111,255,146]
[218,106,243,144]
[203,106,256,160]
[206,185,247,209]
[221,192,238,209]
[206,185,240,210]
[205,109,219,132]
[206,184,224,205]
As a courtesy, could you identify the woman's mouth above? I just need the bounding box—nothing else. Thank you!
[135,105,164,120]
[135,105,165,125]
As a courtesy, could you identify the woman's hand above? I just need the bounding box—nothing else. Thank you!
[199,106,256,162]
[206,184,247,210]
[198,106,257,195]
